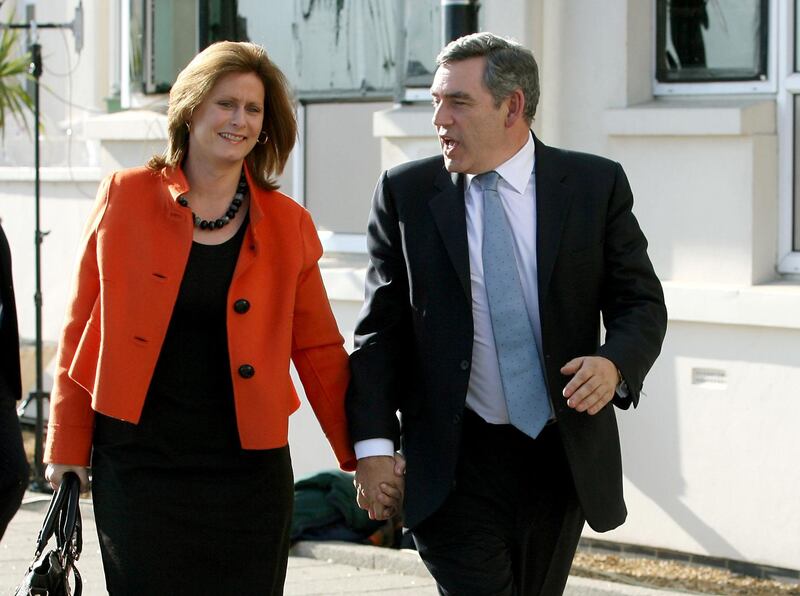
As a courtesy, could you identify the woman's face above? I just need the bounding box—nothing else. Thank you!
[186,71,265,170]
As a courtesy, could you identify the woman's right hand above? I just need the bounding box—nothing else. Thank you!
[45,463,90,493]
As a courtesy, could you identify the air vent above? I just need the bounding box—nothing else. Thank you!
[691,368,727,388]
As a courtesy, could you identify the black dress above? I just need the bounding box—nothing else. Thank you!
[92,218,294,595]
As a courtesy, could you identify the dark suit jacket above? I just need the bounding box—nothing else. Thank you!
[0,222,22,403]
[347,136,667,532]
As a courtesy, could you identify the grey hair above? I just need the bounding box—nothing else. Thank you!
[436,32,539,123]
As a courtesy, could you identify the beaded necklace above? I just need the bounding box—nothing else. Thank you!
[177,170,248,230]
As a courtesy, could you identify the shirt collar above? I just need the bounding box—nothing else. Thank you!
[466,131,536,194]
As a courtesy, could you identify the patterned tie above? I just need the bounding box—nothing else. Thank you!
[479,171,552,439]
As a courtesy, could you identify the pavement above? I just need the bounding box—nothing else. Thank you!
[1,492,685,595]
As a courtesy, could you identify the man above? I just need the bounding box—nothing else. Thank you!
[347,33,667,595]
[0,221,29,540]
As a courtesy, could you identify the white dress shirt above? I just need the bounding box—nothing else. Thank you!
[463,132,549,424]
[356,134,543,459]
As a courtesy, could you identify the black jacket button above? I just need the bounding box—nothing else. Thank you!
[233,299,250,314]
[238,364,255,379]
[460,360,470,371]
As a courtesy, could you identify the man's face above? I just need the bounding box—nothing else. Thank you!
[430,57,511,174]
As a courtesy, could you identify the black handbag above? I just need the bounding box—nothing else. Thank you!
[14,471,83,596]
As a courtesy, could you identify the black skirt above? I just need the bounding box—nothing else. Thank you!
[92,218,294,595]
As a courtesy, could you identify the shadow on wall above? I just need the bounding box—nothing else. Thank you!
[620,320,800,562]
[618,322,742,559]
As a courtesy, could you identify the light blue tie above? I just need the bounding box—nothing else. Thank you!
[479,171,552,439]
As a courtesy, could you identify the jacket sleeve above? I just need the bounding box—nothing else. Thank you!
[595,163,667,408]
[345,171,413,448]
[291,209,356,471]
[44,175,111,465]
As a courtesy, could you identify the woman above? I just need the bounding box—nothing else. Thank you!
[44,41,358,594]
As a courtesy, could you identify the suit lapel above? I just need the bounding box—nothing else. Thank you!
[429,168,471,301]
[535,137,573,303]
[425,138,571,305]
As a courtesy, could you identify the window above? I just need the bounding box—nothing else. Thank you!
[794,96,800,253]
[780,0,800,272]
[655,0,774,93]
[137,0,248,94]
[124,0,440,100]
[120,0,440,237]
[402,1,442,100]
[145,0,198,93]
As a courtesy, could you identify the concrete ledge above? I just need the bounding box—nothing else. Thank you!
[291,541,430,578]
[84,110,168,141]
[604,98,775,136]
[0,166,102,182]
[290,541,683,595]
[663,280,800,329]
[320,261,368,302]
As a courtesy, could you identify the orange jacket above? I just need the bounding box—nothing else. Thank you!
[45,165,356,470]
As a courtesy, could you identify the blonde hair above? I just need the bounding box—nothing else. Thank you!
[147,41,297,191]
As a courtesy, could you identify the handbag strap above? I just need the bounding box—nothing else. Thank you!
[56,474,83,596]
[32,472,81,557]
[56,472,83,560]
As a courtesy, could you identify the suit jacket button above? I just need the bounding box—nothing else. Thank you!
[460,360,470,371]
[233,299,250,314]
[238,364,255,379]
[453,413,461,425]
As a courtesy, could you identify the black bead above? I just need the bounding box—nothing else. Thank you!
[188,169,247,230]
[233,299,250,314]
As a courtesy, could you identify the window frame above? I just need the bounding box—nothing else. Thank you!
[778,0,800,273]
[653,0,779,96]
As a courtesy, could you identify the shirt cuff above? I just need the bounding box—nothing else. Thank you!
[354,438,395,460]
[616,373,630,398]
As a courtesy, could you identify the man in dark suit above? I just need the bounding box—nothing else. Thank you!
[0,221,29,540]
[347,33,667,595]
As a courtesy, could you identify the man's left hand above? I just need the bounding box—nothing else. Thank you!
[560,356,618,415]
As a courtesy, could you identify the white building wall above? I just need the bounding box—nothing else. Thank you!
[608,320,800,568]
[0,170,101,341]
[2,0,799,570]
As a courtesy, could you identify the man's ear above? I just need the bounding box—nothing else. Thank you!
[505,89,526,128]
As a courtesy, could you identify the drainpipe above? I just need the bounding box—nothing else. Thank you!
[441,0,479,45]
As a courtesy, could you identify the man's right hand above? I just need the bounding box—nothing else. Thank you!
[354,453,406,521]
[45,463,90,493]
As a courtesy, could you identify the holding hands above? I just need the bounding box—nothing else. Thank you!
[354,452,406,521]
[352,356,619,520]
